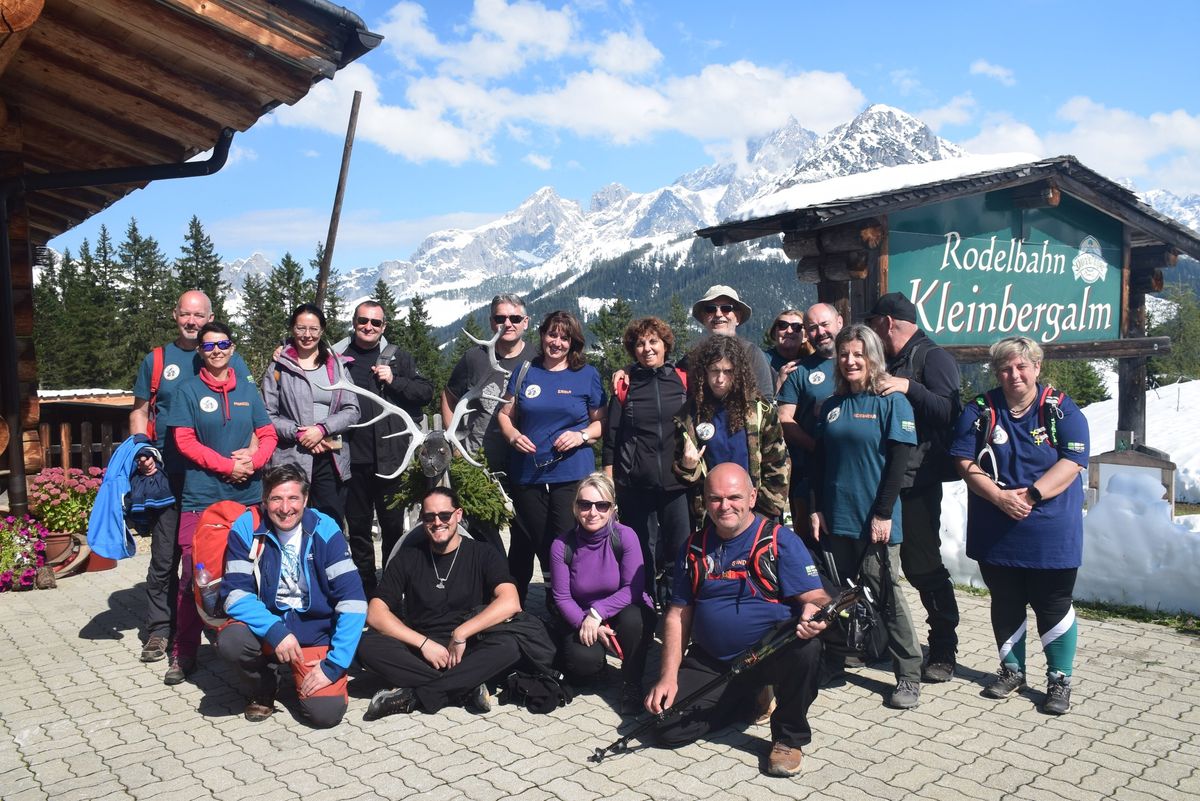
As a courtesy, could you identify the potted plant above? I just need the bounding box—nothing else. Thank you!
[27,466,106,571]
[0,514,49,592]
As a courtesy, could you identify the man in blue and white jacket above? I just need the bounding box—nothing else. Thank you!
[217,464,367,727]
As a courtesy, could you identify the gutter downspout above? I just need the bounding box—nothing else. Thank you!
[0,128,234,515]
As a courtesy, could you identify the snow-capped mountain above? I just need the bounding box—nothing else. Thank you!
[1141,189,1200,233]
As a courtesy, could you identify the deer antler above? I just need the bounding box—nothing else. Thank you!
[464,327,511,379]
[441,326,515,468]
[314,378,427,479]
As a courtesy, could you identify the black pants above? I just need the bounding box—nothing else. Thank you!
[509,481,579,604]
[308,452,347,526]
[978,563,1078,676]
[553,603,656,689]
[655,633,822,750]
[344,468,407,596]
[898,481,959,656]
[616,485,690,597]
[145,472,184,642]
[357,629,522,713]
[216,623,346,728]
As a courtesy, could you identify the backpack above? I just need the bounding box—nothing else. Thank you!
[613,366,688,405]
[684,517,781,602]
[973,385,1066,449]
[561,526,622,567]
[145,346,165,442]
[192,500,265,630]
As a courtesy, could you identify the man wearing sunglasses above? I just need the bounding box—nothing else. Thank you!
[129,290,255,671]
[357,487,523,719]
[686,285,776,400]
[441,293,535,553]
[766,310,812,395]
[335,300,434,595]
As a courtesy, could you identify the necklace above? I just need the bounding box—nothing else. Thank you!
[1009,395,1036,417]
[430,545,460,590]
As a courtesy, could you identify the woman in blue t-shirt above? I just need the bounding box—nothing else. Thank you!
[496,311,605,604]
[811,324,922,710]
[950,336,1089,716]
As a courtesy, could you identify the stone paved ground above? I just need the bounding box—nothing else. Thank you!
[2,545,1199,801]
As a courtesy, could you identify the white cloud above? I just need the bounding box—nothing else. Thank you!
[970,59,1016,86]
[589,30,662,75]
[960,112,1045,156]
[302,149,320,159]
[524,153,552,170]
[917,93,977,132]
[890,68,921,96]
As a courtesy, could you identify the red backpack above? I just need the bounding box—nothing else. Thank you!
[192,500,264,630]
[145,346,165,442]
[684,517,781,602]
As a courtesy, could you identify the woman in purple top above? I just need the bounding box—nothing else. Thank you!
[549,472,656,715]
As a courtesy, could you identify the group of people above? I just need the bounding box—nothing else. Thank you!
[125,281,1090,777]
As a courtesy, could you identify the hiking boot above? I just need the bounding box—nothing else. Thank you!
[244,699,274,722]
[465,683,493,714]
[620,682,644,716]
[765,742,804,777]
[752,685,776,725]
[888,679,921,709]
[1042,673,1071,715]
[982,666,1027,699]
[921,655,956,684]
[364,687,416,721]
[163,657,196,686]
[140,635,168,663]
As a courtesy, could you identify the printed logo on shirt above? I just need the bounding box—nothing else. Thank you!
[1030,427,1050,446]
[233,401,250,407]
[808,371,826,385]
[991,425,1009,445]
[853,413,877,420]
[199,397,219,413]
[1066,441,1086,453]
[901,420,916,432]
[163,364,181,381]
[826,407,841,424]
[524,384,542,399]
[806,564,819,577]
[556,389,573,395]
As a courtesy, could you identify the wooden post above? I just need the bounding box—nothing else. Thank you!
[80,421,92,470]
[314,89,362,308]
[59,421,71,470]
[1116,225,1147,446]
[100,421,114,466]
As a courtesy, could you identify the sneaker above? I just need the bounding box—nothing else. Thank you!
[1042,673,1071,715]
[140,635,168,663]
[465,683,493,714]
[921,658,956,684]
[244,699,275,722]
[163,657,196,686]
[982,666,1027,699]
[620,682,644,716]
[888,679,921,709]
[364,687,416,721]
[752,685,776,725]
[765,742,804,777]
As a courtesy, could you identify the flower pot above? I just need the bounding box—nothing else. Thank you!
[85,554,116,572]
[43,531,75,565]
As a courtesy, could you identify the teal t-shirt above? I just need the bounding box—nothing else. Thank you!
[816,392,917,543]
[777,355,836,487]
[167,374,272,511]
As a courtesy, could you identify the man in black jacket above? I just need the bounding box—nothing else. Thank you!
[867,292,962,683]
[336,299,434,596]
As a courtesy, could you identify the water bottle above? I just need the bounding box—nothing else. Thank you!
[195,562,220,616]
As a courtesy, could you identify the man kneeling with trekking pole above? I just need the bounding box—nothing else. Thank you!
[646,463,830,777]
[217,464,367,727]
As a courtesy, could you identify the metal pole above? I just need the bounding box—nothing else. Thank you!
[315,90,362,308]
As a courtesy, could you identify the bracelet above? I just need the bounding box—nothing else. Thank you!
[418,636,428,651]
[452,638,467,645]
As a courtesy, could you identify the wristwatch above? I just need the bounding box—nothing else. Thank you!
[580,430,591,444]
[1028,484,1043,505]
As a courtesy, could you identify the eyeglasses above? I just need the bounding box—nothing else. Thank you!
[293,326,322,335]
[355,316,384,328]
[420,511,456,524]
[493,314,526,325]
[774,321,804,333]
[703,304,736,315]
[575,500,613,513]
[200,340,232,352]
[534,452,568,470]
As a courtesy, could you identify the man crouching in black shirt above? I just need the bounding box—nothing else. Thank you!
[358,487,522,718]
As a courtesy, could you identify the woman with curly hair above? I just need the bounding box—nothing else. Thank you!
[673,334,789,527]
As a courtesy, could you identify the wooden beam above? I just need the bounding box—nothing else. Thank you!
[818,251,870,282]
[819,219,883,253]
[1130,245,1179,272]
[0,0,44,77]
[782,232,820,260]
[944,336,1171,363]
[165,0,339,66]
[795,261,821,283]
[1057,174,1200,261]
[1131,269,1164,294]
[1009,179,1061,209]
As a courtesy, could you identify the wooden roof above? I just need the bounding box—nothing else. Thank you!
[0,0,381,243]
[696,156,1200,261]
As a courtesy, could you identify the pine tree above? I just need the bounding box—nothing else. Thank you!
[118,219,177,387]
[75,228,125,386]
[32,250,67,389]
[1040,359,1109,408]
[311,243,349,344]
[588,298,634,388]
[372,278,400,324]
[1149,284,1200,385]
[396,294,443,414]
[266,252,311,318]
[448,311,488,368]
[667,294,695,359]
[237,273,278,379]
[176,216,230,321]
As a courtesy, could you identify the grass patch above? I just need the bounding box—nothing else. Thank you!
[955,583,1200,635]
[1176,502,1200,516]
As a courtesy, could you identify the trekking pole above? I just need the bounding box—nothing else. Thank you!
[588,586,863,764]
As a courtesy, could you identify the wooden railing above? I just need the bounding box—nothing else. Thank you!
[38,420,120,471]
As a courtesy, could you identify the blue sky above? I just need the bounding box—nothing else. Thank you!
[50,0,1200,273]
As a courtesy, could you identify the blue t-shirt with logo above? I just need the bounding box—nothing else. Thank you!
[777,355,836,488]
[671,517,822,662]
[506,362,605,485]
[816,392,917,543]
[167,374,272,511]
[949,385,1089,569]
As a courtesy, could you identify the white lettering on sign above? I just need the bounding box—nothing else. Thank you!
[908,279,1113,343]
[940,232,1067,276]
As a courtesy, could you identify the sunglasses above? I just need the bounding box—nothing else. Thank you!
[493,314,526,325]
[355,316,385,328]
[703,304,736,315]
[420,511,456,524]
[200,340,233,352]
[575,500,613,513]
[774,321,804,333]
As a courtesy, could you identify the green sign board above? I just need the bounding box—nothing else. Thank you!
[888,193,1123,345]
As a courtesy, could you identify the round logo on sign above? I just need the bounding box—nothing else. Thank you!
[826,407,841,424]
[199,396,219,413]
[992,425,1009,445]
[163,364,181,381]
[808,371,825,385]
[524,384,541,399]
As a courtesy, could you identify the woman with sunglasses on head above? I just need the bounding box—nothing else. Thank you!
[766,309,814,395]
[166,322,278,684]
[496,310,606,605]
[261,303,360,524]
[549,473,655,714]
